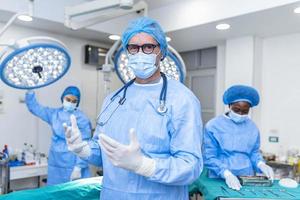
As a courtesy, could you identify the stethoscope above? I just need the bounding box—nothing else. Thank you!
[96,72,168,126]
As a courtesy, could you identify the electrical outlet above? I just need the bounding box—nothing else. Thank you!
[269,136,279,143]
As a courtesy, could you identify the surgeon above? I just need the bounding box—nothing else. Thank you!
[25,86,91,185]
[203,85,274,190]
[64,17,203,200]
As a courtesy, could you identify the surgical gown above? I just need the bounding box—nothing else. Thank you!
[87,78,203,200]
[203,114,264,178]
[25,92,91,185]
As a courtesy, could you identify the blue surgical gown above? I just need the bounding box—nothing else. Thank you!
[203,114,264,178]
[25,92,92,185]
[87,78,203,200]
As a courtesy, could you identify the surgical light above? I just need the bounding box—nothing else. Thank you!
[0,37,71,89]
[114,46,186,84]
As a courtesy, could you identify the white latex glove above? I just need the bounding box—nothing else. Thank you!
[99,128,156,177]
[223,170,242,191]
[258,161,274,181]
[63,115,91,158]
[70,166,81,181]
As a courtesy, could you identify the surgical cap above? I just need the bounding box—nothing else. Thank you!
[223,85,260,107]
[61,86,81,107]
[122,17,168,59]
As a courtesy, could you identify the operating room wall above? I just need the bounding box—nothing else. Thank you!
[259,33,300,155]
[0,23,123,154]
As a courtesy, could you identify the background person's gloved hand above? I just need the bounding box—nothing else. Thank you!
[99,128,156,177]
[258,161,274,181]
[70,166,81,181]
[223,170,242,190]
[63,115,91,158]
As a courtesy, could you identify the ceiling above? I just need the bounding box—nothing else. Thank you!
[1,0,300,51]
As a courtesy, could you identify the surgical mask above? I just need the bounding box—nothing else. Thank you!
[127,52,158,79]
[63,100,77,112]
[228,110,249,123]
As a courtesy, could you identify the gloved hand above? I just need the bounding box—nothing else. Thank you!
[258,161,274,181]
[99,128,156,177]
[63,115,91,158]
[223,170,242,190]
[70,166,81,181]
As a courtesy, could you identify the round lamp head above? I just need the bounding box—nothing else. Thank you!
[0,37,71,89]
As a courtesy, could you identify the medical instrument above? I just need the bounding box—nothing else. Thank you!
[259,190,268,196]
[235,190,245,196]
[96,72,168,126]
[244,188,257,195]
[266,189,280,197]
[280,189,296,197]
[238,176,273,187]
[220,186,230,195]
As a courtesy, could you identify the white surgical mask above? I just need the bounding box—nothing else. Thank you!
[228,110,249,123]
[128,52,157,79]
[63,100,77,112]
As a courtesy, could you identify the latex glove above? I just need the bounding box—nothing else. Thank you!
[258,161,274,181]
[70,166,81,181]
[63,115,91,158]
[99,128,156,177]
[223,170,242,191]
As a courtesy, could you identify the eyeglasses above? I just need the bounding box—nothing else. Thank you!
[64,96,77,104]
[126,43,159,55]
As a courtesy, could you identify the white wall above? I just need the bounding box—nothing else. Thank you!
[260,33,300,154]
[0,23,122,154]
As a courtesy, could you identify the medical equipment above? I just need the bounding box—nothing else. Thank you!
[0,153,9,194]
[96,72,168,126]
[280,189,296,197]
[238,176,273,187]
[0,37,71,89]
[0,7,71,90]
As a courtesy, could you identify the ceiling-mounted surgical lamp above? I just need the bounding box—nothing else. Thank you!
[0,0,71,90]
[0,37,71,89]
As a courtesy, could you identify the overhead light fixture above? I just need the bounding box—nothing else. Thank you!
[109,35,120,41]
[0,37,71,90]
[17,14,33,22]
[294,7,300,14]
[216,23,230,30]
[166,36,171,42]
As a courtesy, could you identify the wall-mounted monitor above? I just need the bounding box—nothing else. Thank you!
[84,45,108,68]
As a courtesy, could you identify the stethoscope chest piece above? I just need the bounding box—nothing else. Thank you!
[157,101,168,115]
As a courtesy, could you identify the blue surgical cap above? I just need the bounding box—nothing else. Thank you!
[223,85,260,107]
[61,86,81,107]
[122,17,168,59]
